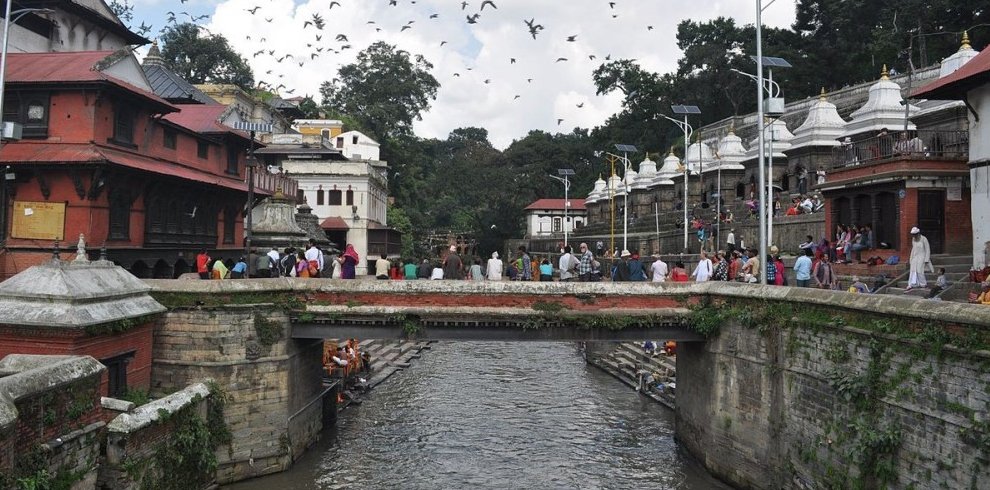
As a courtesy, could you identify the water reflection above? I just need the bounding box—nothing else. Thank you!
[228,342,729,490]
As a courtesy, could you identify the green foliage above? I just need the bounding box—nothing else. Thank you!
[85,314,158,336]
[160,23,254,89]
[387,204,419,259]
[123,390,230,490]
[120,388,152,406]
[320,42,439,140]
[531,301,567,314]
[253,314,283,346]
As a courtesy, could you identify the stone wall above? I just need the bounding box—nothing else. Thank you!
[676,291,990,489]
[151,306,326,484]
[100,383,216,489]
[0,355,106,488]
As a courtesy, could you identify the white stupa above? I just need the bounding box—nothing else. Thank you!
[651,150,679,186]
[632,155,657,190]
[585,175,607,204]
[743,118,794,162]
[940,31,979,78]
[715,126,747,170]
[684,139,716,174]
[790,89,847,150]
[843,65,919,137]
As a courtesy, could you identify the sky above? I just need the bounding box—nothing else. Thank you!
[127,0,796,148]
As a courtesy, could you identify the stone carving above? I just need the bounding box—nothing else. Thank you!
[74,234,88,263]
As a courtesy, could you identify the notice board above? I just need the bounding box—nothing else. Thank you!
[11,201,66,241]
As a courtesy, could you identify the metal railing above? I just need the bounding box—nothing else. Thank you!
[831,130,968,168]
[254,171,299,198]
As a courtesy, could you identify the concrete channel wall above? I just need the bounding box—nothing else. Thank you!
[676,287,990,490]
[151,307,327,484]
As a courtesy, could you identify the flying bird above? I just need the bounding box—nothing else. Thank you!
[466,14,480,24]
[576,103,584,108]
[513,95,520,100]
[336,34,349,42]
[440,40,448,46]
[567,35,577,42]
[461,1,469,9]
[510,58,516,64]
[524,18,544,39]
[557,119,564,126]
[480,0,497,10]
[401,25,412,31]
[555,57,568,62]
[246,6,261,14]
[329,1,340,9]
[430,13,439,19]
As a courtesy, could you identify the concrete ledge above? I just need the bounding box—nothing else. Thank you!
[107,382,211,434]
[0,355,106,432]
[101,397,136,413]
[145,278,990,328]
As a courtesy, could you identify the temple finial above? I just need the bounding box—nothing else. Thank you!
[52,240,61,262]
[728,122,735,134]
[961,30,971,51]
[100,244,108,262]
[73,234,88,263]
[881,64,889,80]
[819,87,827,101]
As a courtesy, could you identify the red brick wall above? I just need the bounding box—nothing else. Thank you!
[0,322,155,396]
[0,372,104,472]
[311,291,684,311]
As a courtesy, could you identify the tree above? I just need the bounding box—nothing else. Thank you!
[296,97,322,119]
[319,42,439,141]
[159,23,254,89]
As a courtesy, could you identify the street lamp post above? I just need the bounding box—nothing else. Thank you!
[549,168,575,247]
[662,105,700,253]
[756,0,767,284]
[0,7,55,241]
[603,146,637,252]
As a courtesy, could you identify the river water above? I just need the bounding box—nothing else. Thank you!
[228,342,730,489]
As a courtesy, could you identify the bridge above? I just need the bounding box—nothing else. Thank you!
[148,279,706,341]
[144,278,990,489]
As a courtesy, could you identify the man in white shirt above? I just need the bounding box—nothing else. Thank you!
[726,229,736,254]
[650,255,668,283]
[691,251,713,282]
[800,196,814,214]
[267,247,281,276]
[304,239,324,278]
[558,245,578,281]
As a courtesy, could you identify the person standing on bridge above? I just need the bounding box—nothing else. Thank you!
[196,249,211,280]
[906,226,932,291]
[559,246,578,282]
[486,252,503,280]
[577,243,595,282]
[650,254,668,283]
[517,246,532,281]
[691,251,713,282]
[305,240,324,278]
[443,245,464,280]
[338,244,359,279]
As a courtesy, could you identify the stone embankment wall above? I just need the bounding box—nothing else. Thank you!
[151,306,326,484]
[100,383,219,489]
[677,289,990,490]
[0,355,106,488]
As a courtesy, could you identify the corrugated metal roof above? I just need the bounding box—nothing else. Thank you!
[523,198,587,211]
[914,47,990,99]
[142,64,216,104]
[5,51,175,112]
[0,142,250,193]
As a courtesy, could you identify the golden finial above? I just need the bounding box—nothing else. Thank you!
[728,122,735,134]
[961,30,971,51]
[819,87,827,101]
[880,64,889,80]
[598,173,603,180]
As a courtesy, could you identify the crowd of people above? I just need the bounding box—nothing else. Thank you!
[194,239,360,280]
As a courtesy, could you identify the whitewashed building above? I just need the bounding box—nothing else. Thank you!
[523,199,587,238]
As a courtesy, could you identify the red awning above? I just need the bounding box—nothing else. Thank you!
[320,216,350,230]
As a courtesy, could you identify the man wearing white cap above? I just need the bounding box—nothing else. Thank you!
[906,226,932,291]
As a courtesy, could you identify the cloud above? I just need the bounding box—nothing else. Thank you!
[192,0,795,149]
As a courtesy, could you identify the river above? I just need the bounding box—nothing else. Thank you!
[227,342,730,489]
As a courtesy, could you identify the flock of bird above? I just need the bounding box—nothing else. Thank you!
[152,0,661,127]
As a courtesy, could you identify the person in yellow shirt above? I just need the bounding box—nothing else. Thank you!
[974,283,990,305]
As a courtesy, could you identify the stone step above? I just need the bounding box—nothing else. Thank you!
[885,287,931,297]
[612,345,675,373]
[931,255,974,266]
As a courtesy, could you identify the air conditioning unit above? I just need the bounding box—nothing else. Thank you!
[765,97,785,117]
[2,122,23,141]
